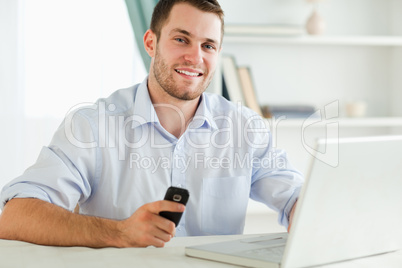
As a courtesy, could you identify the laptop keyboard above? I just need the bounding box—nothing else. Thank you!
[241,245,285,262]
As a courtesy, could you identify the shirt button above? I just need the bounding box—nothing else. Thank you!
[177,144,182,150]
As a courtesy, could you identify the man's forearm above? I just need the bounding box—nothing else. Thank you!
[0,198,122,248]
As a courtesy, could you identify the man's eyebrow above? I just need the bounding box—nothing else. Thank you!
[170,28,219,45]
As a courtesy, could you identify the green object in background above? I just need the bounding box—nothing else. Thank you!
[124,0,159,70]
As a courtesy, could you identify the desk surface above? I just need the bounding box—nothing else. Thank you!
[1,234,401,268]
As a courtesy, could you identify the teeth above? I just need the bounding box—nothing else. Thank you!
[176,69,200,77]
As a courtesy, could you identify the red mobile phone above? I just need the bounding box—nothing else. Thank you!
[159,186,190,227]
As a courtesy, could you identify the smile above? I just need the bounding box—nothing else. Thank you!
[175,69,203,77]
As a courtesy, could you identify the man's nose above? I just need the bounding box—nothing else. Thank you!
[183,45,203,65]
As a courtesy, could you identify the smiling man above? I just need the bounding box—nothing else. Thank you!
[145,1,222,138]
[0,0,303,248]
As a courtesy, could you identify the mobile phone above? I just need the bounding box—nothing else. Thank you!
[159,186,190,227]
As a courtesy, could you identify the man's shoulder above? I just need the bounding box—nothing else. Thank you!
[69,84,140,120]
[97,84,140,114]
[204,92,263,122]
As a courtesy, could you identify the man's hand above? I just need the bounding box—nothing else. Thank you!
[287,200,297,233]
[116,200,185,248]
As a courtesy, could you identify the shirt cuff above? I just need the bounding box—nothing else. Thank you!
[279,186,301,228]
[0,184,51,210]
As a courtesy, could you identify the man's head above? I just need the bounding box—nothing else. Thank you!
[144,0,224,102]
[150,0,224,46]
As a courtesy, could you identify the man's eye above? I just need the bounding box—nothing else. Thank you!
[204,44,215,50]
[176,38,186,43]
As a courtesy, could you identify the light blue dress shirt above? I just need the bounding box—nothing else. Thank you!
[1,78,303,236]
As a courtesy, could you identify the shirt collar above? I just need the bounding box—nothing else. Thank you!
[131,77,218,131]
[131,77,159,129]
[189,93,219,131]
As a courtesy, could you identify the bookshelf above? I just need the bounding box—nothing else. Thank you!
[218,0,402,188]
[266,117,402,128]
[224,35,402,47]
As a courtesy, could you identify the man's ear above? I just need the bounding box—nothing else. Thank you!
[144,29,156,58]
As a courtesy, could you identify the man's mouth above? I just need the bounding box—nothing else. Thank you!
[175,69,203,77]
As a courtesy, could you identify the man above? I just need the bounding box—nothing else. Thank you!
[0,0,303,248]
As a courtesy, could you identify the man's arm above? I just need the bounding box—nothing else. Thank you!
[0,198,184,248]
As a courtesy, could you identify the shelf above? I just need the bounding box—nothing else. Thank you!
[223,35,402,47]
[265,117,402,128]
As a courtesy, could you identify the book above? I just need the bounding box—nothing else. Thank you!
[221,55,245,105]
[237,66,263,116]
[221,74,230,101]
[225,24,304,36]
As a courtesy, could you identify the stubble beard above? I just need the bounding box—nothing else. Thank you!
[153,45,214,101]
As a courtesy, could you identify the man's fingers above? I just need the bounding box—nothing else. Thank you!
[153,227,174,245]
[136,231,169,248]
[144,224,174,247]
[140,210,176,236]
[119,201,184,247]
[147,200,185,215]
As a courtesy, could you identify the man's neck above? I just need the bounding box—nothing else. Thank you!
[147,80,200,139]
[154,97,200,139]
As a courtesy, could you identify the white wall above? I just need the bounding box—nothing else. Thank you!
[390,0,402,116]
[0,0,26,188]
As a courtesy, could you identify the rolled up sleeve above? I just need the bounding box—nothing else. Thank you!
[1,111,97,211]
[249,122,304,228]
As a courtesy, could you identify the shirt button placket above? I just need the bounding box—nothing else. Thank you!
[171,141,187,235]
[171,142,186,189]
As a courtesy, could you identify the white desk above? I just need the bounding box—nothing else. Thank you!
[0,234,401,268]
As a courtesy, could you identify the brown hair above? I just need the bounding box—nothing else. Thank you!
[150,0,224,44]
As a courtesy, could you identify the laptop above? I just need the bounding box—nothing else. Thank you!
[185,136,402,268]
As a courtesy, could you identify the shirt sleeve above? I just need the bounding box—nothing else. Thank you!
[0,110,98,211]
[249,117,304,228]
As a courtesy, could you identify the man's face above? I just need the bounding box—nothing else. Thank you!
[151,3,222,101]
